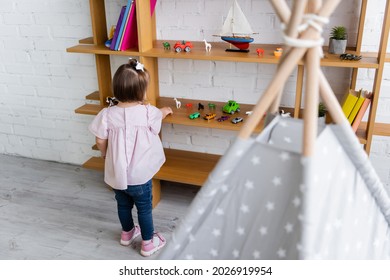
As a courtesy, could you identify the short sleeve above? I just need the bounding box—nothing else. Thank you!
[147,104,163,135]
[88,108,109,139]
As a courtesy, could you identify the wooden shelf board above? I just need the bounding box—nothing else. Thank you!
[358,122,390,137]
[79,37,94,44]
[67,44,140,56]
[145,41,283,64]
[157,97,279,133]
[82,149,221,186]
[86,91,100,101]
[75,104,103,115]
[321,52,379,68]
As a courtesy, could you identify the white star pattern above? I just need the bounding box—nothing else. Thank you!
[235,149,244,157]
[212,229,221,237]
[186,254,193,260]
[221,184,229,193]
[215,208,224,216]
[197,208,205,215]
[292,196,301,207]
[266,201,275,211]
[251,156,261,165]
[189,234,195,243]
[207,189,218,197]
[222,170,231,176]
[277,248,286,258]
[284,137,292,143]
[285,223,294,233]
[232,250,240,258]
[237,227,245,236]
[279,152,290,161]
[322,146,329,155]
[240,204,250,213]
[210,249,218,257]
[174,244,181,251]
[185,226,193,233]
[245,180,254,189]
[279,120,288,127]
[272,176,282,186]
[253,250,261,259]
[259,226,268,236]
[296,243,302,251]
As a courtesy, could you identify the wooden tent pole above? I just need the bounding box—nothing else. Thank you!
[302,0,321,157]
[269,0,308,114]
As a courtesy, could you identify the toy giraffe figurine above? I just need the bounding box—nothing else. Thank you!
[203,39,211,52]
[173,97,181,109]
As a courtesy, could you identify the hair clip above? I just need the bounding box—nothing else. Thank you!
[128,57,144,72]
[135,61,144,72]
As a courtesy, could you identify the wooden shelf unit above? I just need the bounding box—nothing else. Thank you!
[68,0,390,205]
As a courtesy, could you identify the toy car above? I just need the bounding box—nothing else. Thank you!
[189,112,200,119]
[231,117,243,124]
[223,100,240,114]
[217,115,230,122]
[174,41,193,53]
[204,113,216,120]
[208,103,216,109]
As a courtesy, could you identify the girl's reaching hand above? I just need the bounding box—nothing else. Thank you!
[160,107,173,119]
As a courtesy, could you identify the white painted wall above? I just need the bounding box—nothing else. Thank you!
[0,0,389,186]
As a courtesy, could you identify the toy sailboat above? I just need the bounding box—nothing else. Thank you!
[217,0,256,52]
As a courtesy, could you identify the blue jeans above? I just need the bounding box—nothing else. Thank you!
[114,179,154,240]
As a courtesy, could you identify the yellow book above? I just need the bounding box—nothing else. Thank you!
[347,89,366,124]
[341,89,359,119]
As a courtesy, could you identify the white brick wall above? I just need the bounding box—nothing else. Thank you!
[0,0,389,187]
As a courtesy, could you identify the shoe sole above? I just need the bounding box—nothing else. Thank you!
[140,241,166,257]
[120,230,141,246]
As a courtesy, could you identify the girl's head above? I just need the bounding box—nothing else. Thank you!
[112,58,150,103]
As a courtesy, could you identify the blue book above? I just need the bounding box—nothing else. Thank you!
[110,6,126,50]
[114,0,132,51]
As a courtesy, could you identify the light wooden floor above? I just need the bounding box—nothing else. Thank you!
[0,154,199,260]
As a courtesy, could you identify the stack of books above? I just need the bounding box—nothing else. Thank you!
[341,88,373,132]
[109,0,157,51]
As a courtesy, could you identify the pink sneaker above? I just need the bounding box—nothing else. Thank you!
[120,225,141,246]
[140,232,166,257]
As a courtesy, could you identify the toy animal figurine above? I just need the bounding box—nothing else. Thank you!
[203,39,211,52]
[198,103,204,110]
[274,47,283,57]
[163,41,170,50]
[173,97,181,109]
[256,48,264,56]
[279,109,291,118]
[185,103,193,108]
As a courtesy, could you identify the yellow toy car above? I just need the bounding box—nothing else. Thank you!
[203,113,216,120]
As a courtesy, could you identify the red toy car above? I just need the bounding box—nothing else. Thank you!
[174,41,193,53]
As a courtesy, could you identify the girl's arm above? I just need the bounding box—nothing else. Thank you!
[96,137,108,158]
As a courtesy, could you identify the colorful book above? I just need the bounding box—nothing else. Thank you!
[110,6,126,50]
[351,92,372,132]
[341,89,359,119]
[347,89,366,124]
[119,1,136,51]
[114,0,133,51]
[119,0,158,51]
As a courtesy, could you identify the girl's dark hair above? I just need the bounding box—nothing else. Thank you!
[112,58,150,103]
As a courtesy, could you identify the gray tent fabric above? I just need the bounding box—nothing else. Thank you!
[159,116,390,259]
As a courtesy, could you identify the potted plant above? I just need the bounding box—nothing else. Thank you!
[328,26,347,54]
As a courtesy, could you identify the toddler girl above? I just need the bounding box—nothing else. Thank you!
[88,58,172,257]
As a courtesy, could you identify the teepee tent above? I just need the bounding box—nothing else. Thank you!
[159,0,390,260]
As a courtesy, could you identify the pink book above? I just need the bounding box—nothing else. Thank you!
[119,0,157,51]
[351,93,372,133]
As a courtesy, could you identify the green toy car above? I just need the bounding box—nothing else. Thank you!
[189,112,201,119]
[222,100,240,114]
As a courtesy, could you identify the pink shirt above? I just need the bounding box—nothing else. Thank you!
[88,104,165,190]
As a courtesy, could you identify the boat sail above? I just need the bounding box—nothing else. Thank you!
[218,0,255,51]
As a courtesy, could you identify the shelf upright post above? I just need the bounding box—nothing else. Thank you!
[90,0,112,106]
[365,0,390,153]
